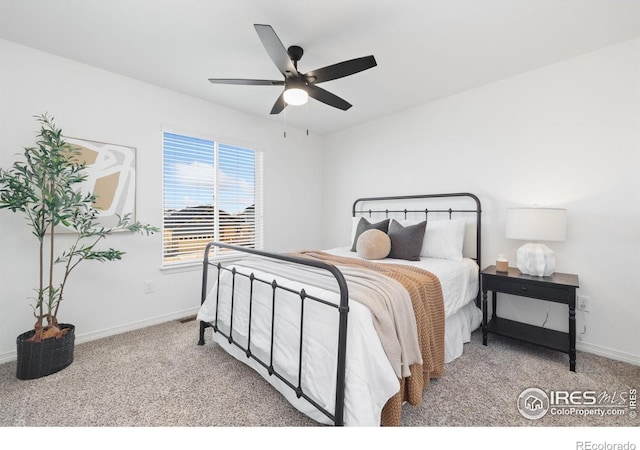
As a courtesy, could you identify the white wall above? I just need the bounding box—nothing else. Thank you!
[2,36,638,367]
[322,39,640,365]
[0,39,324,362]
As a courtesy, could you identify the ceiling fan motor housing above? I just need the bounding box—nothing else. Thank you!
[287,45,304,65]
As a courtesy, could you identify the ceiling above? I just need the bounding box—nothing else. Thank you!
[1,0,639,135]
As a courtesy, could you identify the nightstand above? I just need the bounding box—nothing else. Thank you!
[481,265,580,371]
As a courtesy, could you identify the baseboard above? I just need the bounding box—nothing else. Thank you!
[0,307,200,365]
[2,313,637,368]
[577,340,640,366]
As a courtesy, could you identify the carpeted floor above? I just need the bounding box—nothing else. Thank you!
[0,319,638,428]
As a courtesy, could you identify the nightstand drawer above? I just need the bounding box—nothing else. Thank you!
[484,277,568,302]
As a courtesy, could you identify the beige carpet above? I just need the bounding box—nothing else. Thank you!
[0,319,638,428]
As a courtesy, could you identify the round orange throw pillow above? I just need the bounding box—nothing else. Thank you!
[356,229,391,260]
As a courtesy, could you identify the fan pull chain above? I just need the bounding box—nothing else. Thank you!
[306,101,309,136]
[281,103,311,137]
[283,106,287,138]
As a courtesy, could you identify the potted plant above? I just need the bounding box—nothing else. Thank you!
[0,113,158,380]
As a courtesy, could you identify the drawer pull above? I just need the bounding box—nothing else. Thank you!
[521,286,528,292]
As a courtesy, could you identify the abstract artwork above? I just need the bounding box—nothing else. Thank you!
[65,137,136,230]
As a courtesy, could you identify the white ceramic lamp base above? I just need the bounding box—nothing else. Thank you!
[516,243,556,277]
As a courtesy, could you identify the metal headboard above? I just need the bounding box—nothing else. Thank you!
[352,192,482,277]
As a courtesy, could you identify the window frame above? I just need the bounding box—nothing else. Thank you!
[161,128,264,268]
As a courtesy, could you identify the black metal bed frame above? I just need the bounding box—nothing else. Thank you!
[198,193,482,426]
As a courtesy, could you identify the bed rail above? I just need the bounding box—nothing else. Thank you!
[198,241,350,426]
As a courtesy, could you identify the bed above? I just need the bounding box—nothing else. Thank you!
[197,193,482,426]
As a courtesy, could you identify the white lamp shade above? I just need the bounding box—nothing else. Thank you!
[283,87,308,106]
[506,207,566,242]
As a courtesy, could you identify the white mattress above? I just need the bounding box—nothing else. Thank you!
[197,248,481,426]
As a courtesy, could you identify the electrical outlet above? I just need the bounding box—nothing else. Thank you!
[577,295,591,312]
[144,280,155,294]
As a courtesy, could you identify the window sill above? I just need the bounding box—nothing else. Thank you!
[160,255,248,274]
[159,261,202,274]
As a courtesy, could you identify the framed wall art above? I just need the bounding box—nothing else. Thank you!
[65,137,137,230]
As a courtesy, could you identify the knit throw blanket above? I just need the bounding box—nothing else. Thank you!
[296,251,445,426]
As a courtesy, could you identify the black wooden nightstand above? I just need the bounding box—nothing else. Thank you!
[481,265,580,371]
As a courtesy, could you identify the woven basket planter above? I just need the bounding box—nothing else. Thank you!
[16,323,75,380]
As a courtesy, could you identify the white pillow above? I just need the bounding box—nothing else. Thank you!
[401,218,466,261]
[422,218,466,261]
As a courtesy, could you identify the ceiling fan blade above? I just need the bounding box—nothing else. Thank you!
[270,91,287,115]
[306,84,352,111]
[254,24,299,77]
[305,55,377,84]
[208,78,284,86]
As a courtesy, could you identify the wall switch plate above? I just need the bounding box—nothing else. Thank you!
[577,295,591,312]
[144,280,155,294]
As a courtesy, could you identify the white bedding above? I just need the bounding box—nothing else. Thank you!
[197,247,481,426]
[325,247,482,363]
[324,247,479,318]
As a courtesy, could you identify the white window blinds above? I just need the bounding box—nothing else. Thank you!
[162,132,263,266]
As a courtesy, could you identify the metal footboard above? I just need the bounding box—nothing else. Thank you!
[197,241,350,426]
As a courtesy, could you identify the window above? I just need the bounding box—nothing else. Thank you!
[162,131,263,266]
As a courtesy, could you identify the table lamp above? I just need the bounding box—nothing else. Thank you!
[506,207,566,277]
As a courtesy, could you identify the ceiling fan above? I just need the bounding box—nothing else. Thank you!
[208,24,377,115]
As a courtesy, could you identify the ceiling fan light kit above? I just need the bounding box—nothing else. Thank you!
[283,87,308,106]
[209,24,377,115]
